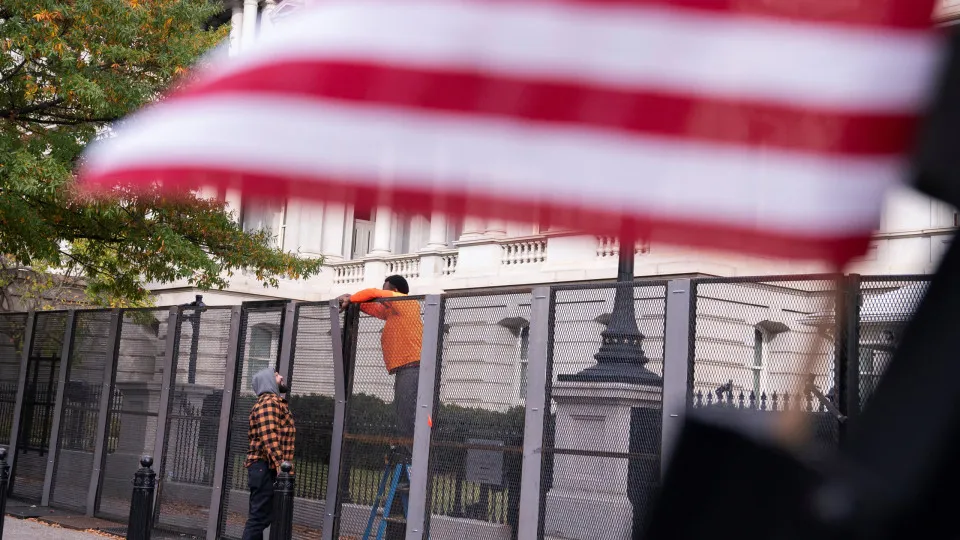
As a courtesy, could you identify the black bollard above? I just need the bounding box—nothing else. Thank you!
[0,448,9,540]
[128,455,156,540]
[270,461,295,540]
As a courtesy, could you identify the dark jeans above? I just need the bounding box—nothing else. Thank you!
[242,460,276,540]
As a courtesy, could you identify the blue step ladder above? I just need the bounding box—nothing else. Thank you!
[362,454,412,540]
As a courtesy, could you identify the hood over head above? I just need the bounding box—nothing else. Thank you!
[252,367,279,396]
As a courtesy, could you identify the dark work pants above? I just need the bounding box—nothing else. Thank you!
[242,460,276,540]
[394,364,420,450]
[389,364,419,540]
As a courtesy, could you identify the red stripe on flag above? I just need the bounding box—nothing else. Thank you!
[79,165,873,266]
[564,0,937,29]
[174,61,919,157]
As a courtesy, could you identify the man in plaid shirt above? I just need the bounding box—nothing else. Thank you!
[242,367,296,540]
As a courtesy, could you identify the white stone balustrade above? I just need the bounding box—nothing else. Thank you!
[501,239,547,266]
[332,261,365,285]
[384,255,422,280]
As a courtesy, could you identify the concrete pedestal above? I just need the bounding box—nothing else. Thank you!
[544,381,661,540]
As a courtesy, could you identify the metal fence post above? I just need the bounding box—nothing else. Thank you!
[321,300,346,540]
[86,309,122,516]
[207,306,242,540]
[836,274,862,441]
[128,455,157,540]
[152,307,180,518]
[41,309,76,506]
[661,279,694,475]
[270,461,295,540]
[7,310,36,492]
[517,287,550,540]
[277,301,298,387]
[405,295,442,540]
[0,447,9,538]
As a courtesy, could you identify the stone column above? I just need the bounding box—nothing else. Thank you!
[485,219,507,239]
[224,188,242,222]
[241,0,258,50]
[460,216,486,241]
[369,206,394,256]
[228,2,243,56]
[543,381,662,540]
[321,203,346,261]
[424,211,449,251]
[260,0,277,36]
[297,201,325,257]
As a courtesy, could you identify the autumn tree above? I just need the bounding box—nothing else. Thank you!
[0,0,322,309]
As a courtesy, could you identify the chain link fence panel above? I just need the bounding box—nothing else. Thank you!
[540,282,667,540]
[97,309,173,525]
[156,306,233,536]
[11,311,67,502]
[220,303,287,540]
[287,302,335,540]
[51,310,114,511]
[857,277,930,408]
[335,295,425,540]
[0,313,28,450]
[425,291,531,540]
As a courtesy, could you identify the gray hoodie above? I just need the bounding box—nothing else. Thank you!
[251,367,279,397]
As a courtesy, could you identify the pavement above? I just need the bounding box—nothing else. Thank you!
[3,516,115,539]
[3,499,198,539]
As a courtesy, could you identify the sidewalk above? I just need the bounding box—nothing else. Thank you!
[3,516,116,539]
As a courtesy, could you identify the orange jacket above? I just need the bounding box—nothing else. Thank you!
[350,289,423,373]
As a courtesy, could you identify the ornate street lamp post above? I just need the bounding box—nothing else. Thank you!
[560,231,661,385]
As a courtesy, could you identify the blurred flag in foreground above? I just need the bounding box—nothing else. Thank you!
[79,0,943,266]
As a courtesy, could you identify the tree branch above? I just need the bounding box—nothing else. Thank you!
[0,58,27,84]
[0,97,65,119]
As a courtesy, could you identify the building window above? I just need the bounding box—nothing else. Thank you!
[751,328,765,396]
[242,199,287,248]
[516,326,530,404]
[351,206,374,259]
[247,325,276,392]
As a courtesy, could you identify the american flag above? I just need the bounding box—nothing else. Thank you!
[79,0,943,266]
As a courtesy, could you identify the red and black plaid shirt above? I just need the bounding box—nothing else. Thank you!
[245,392,296,471]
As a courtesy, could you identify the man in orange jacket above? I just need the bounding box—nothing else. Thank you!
[339,275,423,451]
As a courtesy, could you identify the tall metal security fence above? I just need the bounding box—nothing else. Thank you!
[426,290,532,540]
[539,282,667,540]
[286,302,337,539]
[220,302,287,539]
[97,309,172,524]
[686,274,932,444]
[0,313,28,450]
[11,311,68,503]
[0,273,931,540]
[160,305,235,536]
[856,276,929,408]
[688,276,842,445]
[50,310,116,512]
[333,295,427,539]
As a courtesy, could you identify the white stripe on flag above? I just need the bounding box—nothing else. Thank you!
[209,0,941,112]
[85,96,898,235]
